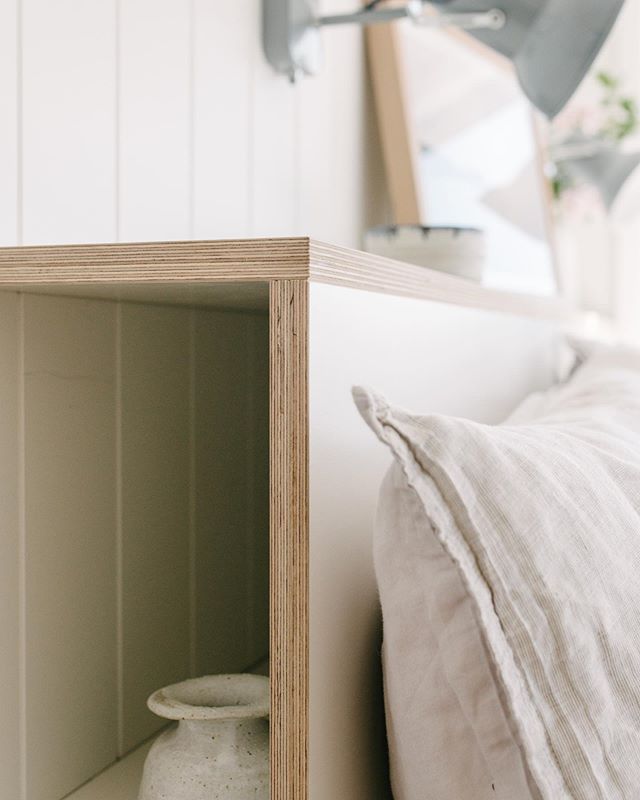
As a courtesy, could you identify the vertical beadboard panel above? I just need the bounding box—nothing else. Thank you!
[118,0,191,241]
[194,310,251,673]
[296,17,335,243]
[600,0,640,339]
[297,0,366,246]
[251,0,297,237]
[119,303,191,753]
[24,295,117,800]
[325,24,366,246]
[10,0,374,248]
[6,0,375,250]
[247,313,270,661]
[21,0,116,244]
[0,1,18,245]
[192,0,253,238]
[0,293,21,799]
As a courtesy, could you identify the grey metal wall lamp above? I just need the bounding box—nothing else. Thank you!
[263,0,504,83]
[318,2,504,30]
[553,138,640,213]
[263,0,627,119]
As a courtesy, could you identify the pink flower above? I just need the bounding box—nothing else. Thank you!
[558,184,603,221]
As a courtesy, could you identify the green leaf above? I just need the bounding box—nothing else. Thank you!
[597,70,618,89]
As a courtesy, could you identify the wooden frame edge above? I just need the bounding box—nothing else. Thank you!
[0,238,311,283]
[0,235,569,322]
[366,22,424,225]
[269,279,309,800]
[308,240,570,321]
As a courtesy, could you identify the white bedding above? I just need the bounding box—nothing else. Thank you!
[376,462,538,800]
[356,349,640,799]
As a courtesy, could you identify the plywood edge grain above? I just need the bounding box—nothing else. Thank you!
[0,238,311,284]
[0,236,568,321]
[309,239,570,321]
[270,280,309,800]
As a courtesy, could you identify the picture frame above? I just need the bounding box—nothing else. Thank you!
[366,19,561,296]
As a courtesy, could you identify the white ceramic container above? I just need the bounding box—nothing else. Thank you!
[364,225,486,283]
[138,674,269,800]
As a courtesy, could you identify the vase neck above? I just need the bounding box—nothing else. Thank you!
[178,715,267,752]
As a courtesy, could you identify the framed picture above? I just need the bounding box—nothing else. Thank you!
[367,19,559,297]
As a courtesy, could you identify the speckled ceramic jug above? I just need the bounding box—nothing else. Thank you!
[138,674,269,800]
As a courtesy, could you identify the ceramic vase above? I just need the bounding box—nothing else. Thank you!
[364,225,486,283]
[138,673,269,800]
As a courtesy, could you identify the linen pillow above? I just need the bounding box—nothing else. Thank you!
[375,461,539,800]
[355,352,640,800]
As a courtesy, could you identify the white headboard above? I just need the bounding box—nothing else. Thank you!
[307,279,561,798]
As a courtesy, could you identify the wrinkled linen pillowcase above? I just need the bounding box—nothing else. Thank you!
[375,461,539,800]
[355,350,640,800]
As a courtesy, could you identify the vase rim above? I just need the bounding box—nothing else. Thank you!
[148,674,269,721]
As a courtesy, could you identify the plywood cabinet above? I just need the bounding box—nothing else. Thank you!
[0,285,269,800]
[0,238,564,799]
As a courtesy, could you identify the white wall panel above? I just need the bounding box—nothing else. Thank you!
[324,25,367,246]
[599,0,640,340]
[24,295,118,800]
[246,313,270,659]
[251,4,297,237]
[21,0,116,244]
[0,293,21,799]
[0,0,18,246]
[192,0,253,238]
[4,0,375,250]
[308,282,557,799]
[297,1,367,245]
[296,52,334,241]
[119,303,192,753]
[118,0,191,241]
[194,310,266,674]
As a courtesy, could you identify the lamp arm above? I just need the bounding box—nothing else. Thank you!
[318,4,417,26]
[317,2,506,30]
[552,140,608,162]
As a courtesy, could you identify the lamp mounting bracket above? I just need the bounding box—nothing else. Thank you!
[263,0,320,81]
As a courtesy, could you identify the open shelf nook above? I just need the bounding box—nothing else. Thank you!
[0,282,270,800]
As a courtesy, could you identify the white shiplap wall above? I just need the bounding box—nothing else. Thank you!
[2,0,386,249]
[557,1,640,339]
[0,291,269,800]
[605,0,640,342]
[0,295,21,800]
[1,2,381,795]
[24,296,119,800]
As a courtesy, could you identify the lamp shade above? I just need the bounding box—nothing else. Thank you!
[481,162,547,240]
[431,0,625,118]
[562,147,640,211]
